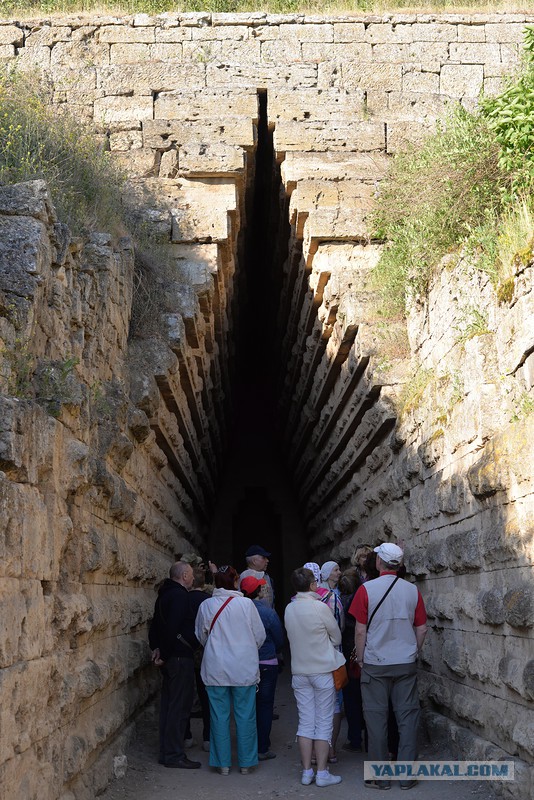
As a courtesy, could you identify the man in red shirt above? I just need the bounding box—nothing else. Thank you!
[349,543,427,791]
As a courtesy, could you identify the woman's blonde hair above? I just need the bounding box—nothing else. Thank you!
[350,544,374,567]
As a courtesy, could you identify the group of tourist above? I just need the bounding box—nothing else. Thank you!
[148,540,427,791]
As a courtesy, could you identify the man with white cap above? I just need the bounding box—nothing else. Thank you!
[349,543,427,791]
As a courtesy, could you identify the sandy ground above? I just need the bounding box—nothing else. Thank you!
[101,670,499,800]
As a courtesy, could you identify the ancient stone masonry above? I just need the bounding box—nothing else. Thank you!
[0,11,533,800]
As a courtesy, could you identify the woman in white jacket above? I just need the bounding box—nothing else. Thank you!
[195,565,266,775]
[285,567,346,788]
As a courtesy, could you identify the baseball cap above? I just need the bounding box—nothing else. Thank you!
[245,545,271,558]
[374,543,404,566]
[241,576,267,595]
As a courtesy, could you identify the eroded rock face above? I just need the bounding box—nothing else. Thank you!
[0,11,533,800]
[0,181,185,800]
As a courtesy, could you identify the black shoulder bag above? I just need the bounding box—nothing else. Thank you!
[366,576,400,630]
[350,576,401,672]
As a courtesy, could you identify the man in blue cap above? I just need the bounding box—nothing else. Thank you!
[239,544,274,608]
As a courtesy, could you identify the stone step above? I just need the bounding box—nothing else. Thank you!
[284,258,363,448]
[175,143,247,178]
[282,312,333,444]
[284,252,360,438]
[154,88,258,122]
[310,326,407,456]
[303,207,371,264]
[279,263,331,419]
[290,178,377,212]
[296,361,382,494]
[150,408,208,511]
[268,87,366,124]
[277,213,379,402]
[128,337,215,506]
[273,119,385,156]
[303,400,397,518]
[143,117,256,150]
[281,151,389,193]
[289,315,359,470]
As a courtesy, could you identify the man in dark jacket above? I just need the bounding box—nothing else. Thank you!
[149,561,201,769]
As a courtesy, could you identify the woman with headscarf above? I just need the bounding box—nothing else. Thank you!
[302,561,321,585]
[317,560,345,763]
[194,566,266,775]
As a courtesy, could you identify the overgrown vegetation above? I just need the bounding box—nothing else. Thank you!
[372,25,534,317]
[0,71,126,235]
[0,69,181,342]
[0,69,182,417]
[0,1,529,16]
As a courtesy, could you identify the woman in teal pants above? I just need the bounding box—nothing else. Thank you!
[195,566,266,774]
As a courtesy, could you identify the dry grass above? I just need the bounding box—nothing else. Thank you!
[0,1,533,21]
[0,71,126,235]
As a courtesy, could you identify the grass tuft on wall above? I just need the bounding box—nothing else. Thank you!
[371,25,534,317]
[0,70,126,235]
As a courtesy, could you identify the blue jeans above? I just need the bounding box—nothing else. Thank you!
[256,664,278,754]
[206,685,258,768]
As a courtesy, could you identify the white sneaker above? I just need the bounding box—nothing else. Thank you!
[316,771,342,787]
[301,771,315,785]
[218,767,230,776]
[240,767,249,774]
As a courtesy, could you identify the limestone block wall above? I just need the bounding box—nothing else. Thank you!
[2,11,532,180]
[298,252,534,797]
[0,10,533,800]
[0,179,235,799]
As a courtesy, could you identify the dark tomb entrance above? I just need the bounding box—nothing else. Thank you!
[207,89,308,604]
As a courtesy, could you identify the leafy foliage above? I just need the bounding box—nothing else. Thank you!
[453,307,490,343]
[372,108,506,315]
[372,26,534,317]
[479,26,534,179]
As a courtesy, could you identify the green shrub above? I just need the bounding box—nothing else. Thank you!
[372,26,534,317]
[479,26,534,181]
[372,107,506,315]
[454,307,491,343]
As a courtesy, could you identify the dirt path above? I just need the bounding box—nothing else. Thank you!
[101,672,498,800]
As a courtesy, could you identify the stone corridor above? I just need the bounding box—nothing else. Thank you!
[0,11,533,800]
